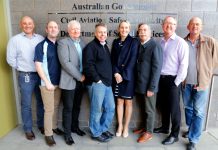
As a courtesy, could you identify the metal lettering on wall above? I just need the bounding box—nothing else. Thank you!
[48,2,177,44]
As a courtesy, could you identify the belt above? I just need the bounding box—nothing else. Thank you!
[18,71,37,74]
[161,75,176,78]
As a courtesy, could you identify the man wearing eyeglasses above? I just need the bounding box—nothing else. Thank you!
[154,16,189,145]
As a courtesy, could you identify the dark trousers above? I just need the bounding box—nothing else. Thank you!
[71,81,84,129]
[144,94,156,133]
[62,81,84,137]
[156,75,181,137]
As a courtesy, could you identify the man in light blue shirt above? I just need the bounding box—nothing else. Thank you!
[154,16,189,145]
[7,16,44,140]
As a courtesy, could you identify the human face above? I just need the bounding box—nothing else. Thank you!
[95,26,107,43]
[46,21,59,39]
[138,24,151,42]
[118,22,130,39]
[20,16,35,35]
[68,23,81,39]
[187,17,202,36]
[162,17,177,37]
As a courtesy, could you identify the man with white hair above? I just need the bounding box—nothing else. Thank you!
[58,20,86,145]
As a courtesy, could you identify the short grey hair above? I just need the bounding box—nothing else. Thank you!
[68,20,81,29]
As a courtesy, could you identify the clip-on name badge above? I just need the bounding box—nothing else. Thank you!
[24,74,30,83]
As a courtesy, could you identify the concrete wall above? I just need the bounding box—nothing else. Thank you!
[8,0,218,129]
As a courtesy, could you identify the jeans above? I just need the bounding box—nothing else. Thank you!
[87,82,115,137]
[182,84,209,143]
[18,72,44,132]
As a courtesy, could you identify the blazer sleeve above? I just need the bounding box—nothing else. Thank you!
[57,39,82,81]
[148,44,163,92]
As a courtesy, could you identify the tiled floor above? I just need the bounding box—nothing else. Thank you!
[0,126,218,150]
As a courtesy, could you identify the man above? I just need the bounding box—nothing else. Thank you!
[83,23,115,142]
[7,16,44,140]
[154,16,189,145]
[34,21,64,146]
[134,23,163,143]
[57,20,86,145]
[182,17,218,150]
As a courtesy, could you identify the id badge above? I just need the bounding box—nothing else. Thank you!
[24,74,30,83]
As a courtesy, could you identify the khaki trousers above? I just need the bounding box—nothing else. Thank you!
[40,86,61,136]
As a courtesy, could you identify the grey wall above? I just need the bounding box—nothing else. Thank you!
[9,0,218,129]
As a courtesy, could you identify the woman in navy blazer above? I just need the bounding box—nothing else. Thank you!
[111,20,139,138]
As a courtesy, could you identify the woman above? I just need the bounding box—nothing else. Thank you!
[111,20,139,138]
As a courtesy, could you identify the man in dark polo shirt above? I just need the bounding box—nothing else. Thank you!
[34,21,64,146]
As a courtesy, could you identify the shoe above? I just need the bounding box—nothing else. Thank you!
[116,126,123,137]
[122,129,129,138]
[25,131,35,140]
[71,128,86,136]
[92,134,111,142]
[102,131,114,138]
[182,131,189,138]
[137,132,152,143]
[187,142,196,150]
[116,132,122,137]
[162,136,179,145]
[53,128,64,135]
[38,127,44,135]
[133,128,146,134]
[64,136,75,145]
[45,136,56,146]
[153,127,169,134]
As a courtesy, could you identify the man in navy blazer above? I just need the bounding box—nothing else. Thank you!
[57,20,86,145]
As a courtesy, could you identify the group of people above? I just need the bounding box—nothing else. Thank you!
[6,15,218,150]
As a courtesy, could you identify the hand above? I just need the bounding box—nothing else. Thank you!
[114,73,123,84]
[45,82,55,91]
[80,75,85,82]
[182,81,186,89]
[147,91,154,97]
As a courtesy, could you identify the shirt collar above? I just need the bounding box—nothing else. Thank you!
[70,37,80,43]
[161,33,176,43]
[141,37,151,45]
[21,32,37,37]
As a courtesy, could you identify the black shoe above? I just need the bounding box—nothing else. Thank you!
[162,136,179,145]
[102,131,114,138]
[38,127,44,135]
[92,134,111,142]
[45,136,56,146]
[64,136,75,145]
[25,131,35,140]
[153,127,169,134]
[53,128,64,135]
[71,128,86,136]
[182,131,189,138]
[187,142,196,150]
